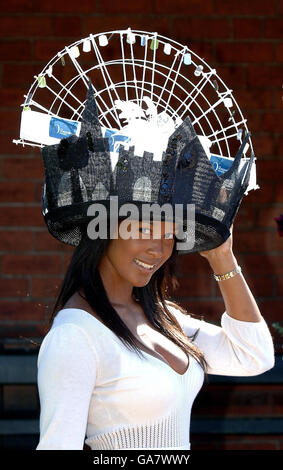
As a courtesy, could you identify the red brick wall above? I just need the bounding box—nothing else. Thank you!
[2,0,282,344]
[0,0,282,452]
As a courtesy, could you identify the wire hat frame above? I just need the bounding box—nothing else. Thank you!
[13,27,258,190]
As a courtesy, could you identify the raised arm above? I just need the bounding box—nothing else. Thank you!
[199,224,262,323]
[168,225,275,376]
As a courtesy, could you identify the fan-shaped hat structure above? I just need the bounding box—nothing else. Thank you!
[13,28,259,254]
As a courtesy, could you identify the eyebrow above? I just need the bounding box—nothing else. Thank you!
[139,222,179,232]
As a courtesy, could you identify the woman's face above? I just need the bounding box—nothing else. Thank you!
[100,219,179,288]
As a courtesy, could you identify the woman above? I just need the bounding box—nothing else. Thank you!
[36,216,275,450]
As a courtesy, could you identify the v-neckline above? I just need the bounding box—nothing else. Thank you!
[58,308,190,377]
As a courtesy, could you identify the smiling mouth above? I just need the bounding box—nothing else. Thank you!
[133,258,157,271]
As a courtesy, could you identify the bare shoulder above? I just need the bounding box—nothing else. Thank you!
[62,291,101,321]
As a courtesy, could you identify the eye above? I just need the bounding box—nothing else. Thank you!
[139,227,176,239]
[139,227,151,234]
[164,232,174,239]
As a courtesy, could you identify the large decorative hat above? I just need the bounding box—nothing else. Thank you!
[13,28,259,254]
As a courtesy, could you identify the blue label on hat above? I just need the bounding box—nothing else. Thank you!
[183,149,192,162]
[49,117,79,139]
[210,155,233,176]
[104,128,130,152]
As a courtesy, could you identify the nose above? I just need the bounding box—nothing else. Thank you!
[146,238,165,259]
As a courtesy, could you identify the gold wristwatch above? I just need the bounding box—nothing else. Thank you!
[213,265,242,282]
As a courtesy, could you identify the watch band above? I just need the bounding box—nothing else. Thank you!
[213,265,242,282]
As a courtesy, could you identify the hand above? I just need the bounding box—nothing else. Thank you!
[199,224,234,261]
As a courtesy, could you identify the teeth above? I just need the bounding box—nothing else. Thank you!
[134,258,155,269]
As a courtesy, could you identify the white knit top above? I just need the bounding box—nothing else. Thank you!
[36,303,275,450]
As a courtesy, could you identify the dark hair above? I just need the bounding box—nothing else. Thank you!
[47,218,208,377]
